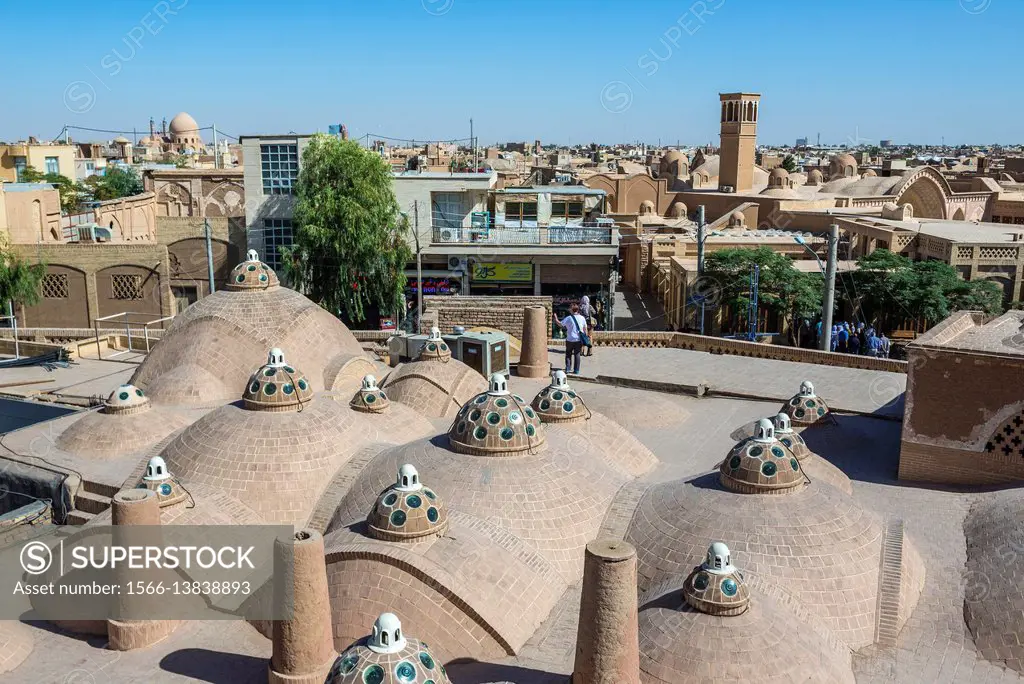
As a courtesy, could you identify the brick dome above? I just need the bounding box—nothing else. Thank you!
[228,249,279,291]
[771,413,852,495]
[104,383,149,415]
[135,456,189,508]
[681,542,750,616]
[448,374,545,455]
[0,621,33,675]
[417,327,452,362]
[382,357,488,419]
[719,419,804,494]
[366,464,448,542]
[781,380,832,429]
[531,370,587,424]
[350,374,390,413]
[242,348,314,412]
[326,613,451,684]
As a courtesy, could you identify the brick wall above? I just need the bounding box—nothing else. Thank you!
[424,296,553,340]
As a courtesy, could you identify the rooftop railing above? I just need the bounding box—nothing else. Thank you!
[430,222,616,246]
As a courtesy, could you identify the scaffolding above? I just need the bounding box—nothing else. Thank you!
[92,312,174,360]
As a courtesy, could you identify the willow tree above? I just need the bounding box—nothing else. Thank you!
[288,134,412,324]
[0,238,46,317]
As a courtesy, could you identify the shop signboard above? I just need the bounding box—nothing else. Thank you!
[405,276,461,295]
[470,262,533,283]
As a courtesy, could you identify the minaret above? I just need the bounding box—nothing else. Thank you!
[718,92,761,193]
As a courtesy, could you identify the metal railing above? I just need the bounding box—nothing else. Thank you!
[431,223,615,246]
[93,312,175,360]
[0,303,18,359]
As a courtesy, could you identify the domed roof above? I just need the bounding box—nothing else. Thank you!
[669,201,687,218]
[228,249,279,291]
[130,255,363,407]
[139,136,154,145]
[964,489,1024,674]
[350,374,390,413]
[728,210,745,226]
[326,613,451,684]
[862,169,877,178]
[417,327,452,362]
[448,373,545,455]
[242,348,313,412]
[0,620,33,674]
[639,564,855,684]
[719,418,803,494]
[681,542,750,616]
[168,111,199,137]
[769,167,789,180]
[136,456,189,507]
[829,153,858,178]
[381,356,487,419]
[104,383,150,415]
[763,413,852,495]
[366,464,448,542]
[531,370,587,423]
[781,380,832,428]
[113,136,130,144]
[807,168,824,184]
[626,472,913,649]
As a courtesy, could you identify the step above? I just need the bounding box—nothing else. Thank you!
[82,480,120,499]
[72,490,111,516]
[65,510,96,526]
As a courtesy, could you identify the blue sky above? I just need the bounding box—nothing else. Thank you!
[1,0,1020,146]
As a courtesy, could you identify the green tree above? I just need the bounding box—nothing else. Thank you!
[83,166,144,201]
[18,166,84,213]
[780,154,798,173]
[287,134,413,324]
[18,165,45,183]
[702,247,823,343]
[0,238,46,314]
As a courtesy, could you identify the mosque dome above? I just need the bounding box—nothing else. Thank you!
[963,489,1024,674]
[806,168,824,185]
[136,456,189,507]
[669,201,688,218]
[130,249,364,406]
[350,374,390,413]
[54,383,192,458]
[228,249,279,290]
[781,380,832,429]
[366,464,448,542]
[242,348,314,412]
[168,112,200,138]
[660,149,688,177]
[771,413,852,495]
[530,370,587,423]
[638,546,856,684]
[768,167,790,187]
[382,352,488,419]
[829,153,858,179]
[417,327,452,362]
[448,373,545,455]
[719,418,803,494]
[157,347,365,525]
[326,613,451,684]
[139,136,154,145]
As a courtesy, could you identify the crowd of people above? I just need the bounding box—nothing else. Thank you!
[820,320,891,357]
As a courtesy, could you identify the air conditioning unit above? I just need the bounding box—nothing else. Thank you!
[440,229,454,242]
[447,255,468,272]
[445,330,510,377]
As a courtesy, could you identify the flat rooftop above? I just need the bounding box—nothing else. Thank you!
[913,309,1024,356]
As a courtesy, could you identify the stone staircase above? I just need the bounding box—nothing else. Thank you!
[874,518,906,647]
[66,480,118,526]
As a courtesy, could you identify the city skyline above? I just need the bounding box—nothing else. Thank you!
[2,0,1022,146]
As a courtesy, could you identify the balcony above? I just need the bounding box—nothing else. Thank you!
[431,221,615,246]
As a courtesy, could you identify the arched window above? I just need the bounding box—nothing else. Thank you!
[381,632,389,646]
[727,101,734,122]
[721,102,727,122]
[753,103,758,121]
[402,475,409,487]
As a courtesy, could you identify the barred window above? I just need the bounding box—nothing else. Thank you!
[41,273,69,299]
[263,219,294,272]
[111,274,143,300]
[260,144,299,195]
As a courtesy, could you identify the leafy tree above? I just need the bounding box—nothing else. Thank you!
[702,247,823,343]
[83,166,144,201]
[0,238,46,313]
[17,166,84,213]
[780,154,798,173]
[18,165,46,183]
[287,134,413,324]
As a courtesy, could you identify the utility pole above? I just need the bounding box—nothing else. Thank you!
[414,200,423,332]
[212,124,219,169]
[65,125,70,144]
[469,118,474,172]
[696,205,706,335]
[820,223,839,352]
[204,218,216,295]
[7,300,19,359]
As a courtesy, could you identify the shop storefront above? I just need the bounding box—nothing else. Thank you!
[468,261,535,295]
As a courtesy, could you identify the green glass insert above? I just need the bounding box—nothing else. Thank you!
[540,400,551,410]
[486,412,501,425]
[383,493,398,507]
[721,578,738,596]
[748,445,763,457]
[817,407,826,416]
[761,461,777,477]
[249,381,260,393]
[729,455,742,470]
[259,274,268,282]
[500,427,514,440]
[235,274,245,283]
[339,653,359,674]
[390,510,407,527]
[284,366,295,373]
[419,651,436,669]
[365,393,376,403]
[424,489,436,500]
[264,383,277,396]
[693,572,710,591]
[159,483,172,496]
[440,343,448,351]
[805,399,815,408]
[427,343,437,352]
[790,458,799,471]
[771,446,785,458]
[526,424,536,437]
[363,664,385,684]
[563,402,573,412]
[475,395,487,404]
[525,408,535,418]
[474,426,487,440]
[264,368,276,377]
[118,391,129,401]
[508,411,522,424]
[795,408,805,418]
[470,409,481,421]
[495,398,508,408]
[552,391,564,401]
[426,506,439,523]
[135,388,144,397]
[406,494,422,508]
[457,421,466,433]
[283,383,294,395]
[780,437,792,447]
[298,379,308,390]
[247,264,257,272]
[395,661,416,682]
